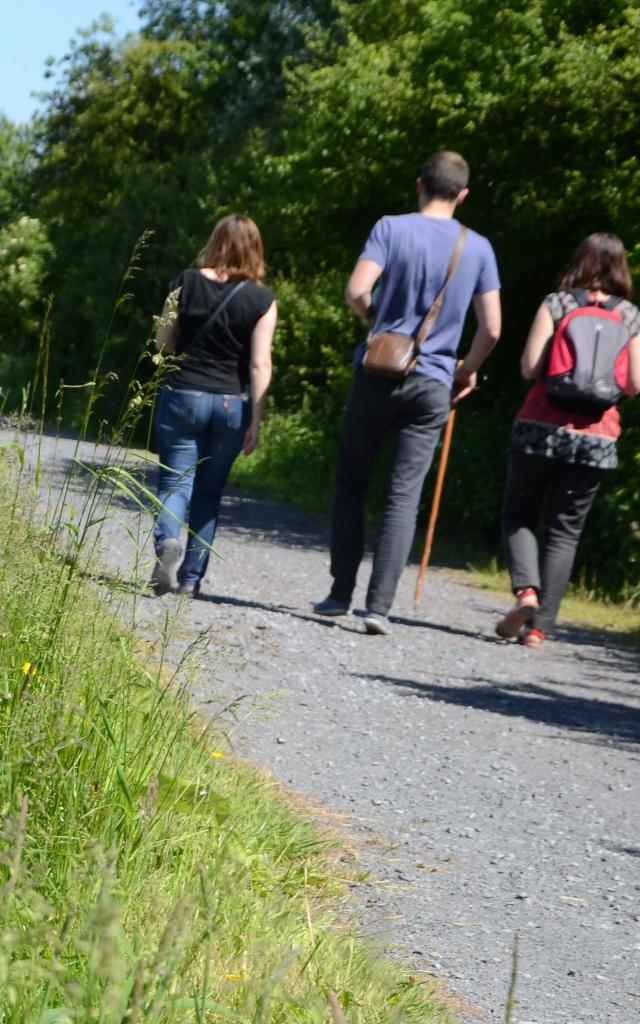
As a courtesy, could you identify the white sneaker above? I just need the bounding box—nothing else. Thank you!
[363,612,392,636]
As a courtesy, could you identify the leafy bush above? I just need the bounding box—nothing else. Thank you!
[0,217,53,406]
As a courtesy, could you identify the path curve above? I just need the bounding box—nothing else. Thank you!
[10,429,640,1024]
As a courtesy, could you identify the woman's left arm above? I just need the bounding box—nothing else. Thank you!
[521,301,554,380]
[625,334,640,395]
[244,299,277,455]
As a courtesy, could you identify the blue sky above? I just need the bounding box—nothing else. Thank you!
[1,0,142,124]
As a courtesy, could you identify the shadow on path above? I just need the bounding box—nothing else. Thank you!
[390,612,498,643]
[558,638,640,678]
[195,591,362,631]
[355,672,640,746]
[219,490,328,551]
[601,841,640,859]
[87,570,366,634]
[58,453,331,551]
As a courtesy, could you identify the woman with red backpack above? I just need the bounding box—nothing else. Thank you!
[496,233,640,647]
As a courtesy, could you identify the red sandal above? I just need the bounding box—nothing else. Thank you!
[519,627,545,649]
[495,587,539,639]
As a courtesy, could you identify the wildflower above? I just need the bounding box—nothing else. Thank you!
[211,751,224,759]
[21,662,37,676]
[224,973,243,981]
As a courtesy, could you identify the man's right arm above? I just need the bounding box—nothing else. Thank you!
[346,217,388,323]
[453,289,501,404]
[345,259,383,325]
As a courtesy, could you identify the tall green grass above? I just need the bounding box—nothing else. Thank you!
[0,246,455,1022]
[0,449,455,1024]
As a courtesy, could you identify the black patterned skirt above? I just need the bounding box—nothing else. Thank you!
[510,421,618,470]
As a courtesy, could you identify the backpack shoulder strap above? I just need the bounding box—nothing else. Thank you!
[568,287,622,314]
[567,287,590,308]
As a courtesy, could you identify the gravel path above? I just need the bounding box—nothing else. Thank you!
[9,429,640,1024]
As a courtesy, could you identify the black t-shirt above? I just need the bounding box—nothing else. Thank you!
[167,268,275,394]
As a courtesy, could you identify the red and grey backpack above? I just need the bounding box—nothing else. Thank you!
[545,288,632,415]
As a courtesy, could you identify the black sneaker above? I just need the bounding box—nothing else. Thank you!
[177,581,201,598]
[150,538,182,595]
[313,596,350,617]
[363,612,391,636]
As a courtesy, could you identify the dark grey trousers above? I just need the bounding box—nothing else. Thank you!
[329,370,451,615]
[502,451,604,634]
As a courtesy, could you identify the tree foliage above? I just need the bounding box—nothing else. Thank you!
[0,216,53,403]
[0,117,34,226]
[3,0,640,598]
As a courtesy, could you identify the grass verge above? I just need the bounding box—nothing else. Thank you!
[0,448,455,1023]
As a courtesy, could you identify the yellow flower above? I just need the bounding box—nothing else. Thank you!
[21,662,36,676]
[211,751,224,759]
[224,973,243,981]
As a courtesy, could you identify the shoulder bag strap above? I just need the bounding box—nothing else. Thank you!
[414,225,468,352]
[185,279,247,350]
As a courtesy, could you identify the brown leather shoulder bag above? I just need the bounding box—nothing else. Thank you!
[362,224,468,379]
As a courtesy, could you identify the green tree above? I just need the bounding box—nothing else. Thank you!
[5,0,640,598]
[249,0,640,596]
[31,4,345,403]
[0,216,53,404]
[34,18,215,392]
[0,116,34,226]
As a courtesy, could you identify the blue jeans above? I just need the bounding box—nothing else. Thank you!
[154,385,251,585]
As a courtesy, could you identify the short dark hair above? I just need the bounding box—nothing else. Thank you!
[420,151,470,200]
[559,232,632,301]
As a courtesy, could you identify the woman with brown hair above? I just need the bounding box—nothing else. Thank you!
[151,214,277,596]
[496,232,640,646]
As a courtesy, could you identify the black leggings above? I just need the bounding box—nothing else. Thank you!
[502,452,604,634]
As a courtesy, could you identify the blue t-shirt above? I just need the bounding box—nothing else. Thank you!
[354,213,500,386]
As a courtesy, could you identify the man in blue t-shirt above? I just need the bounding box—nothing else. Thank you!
[314,151,502,634]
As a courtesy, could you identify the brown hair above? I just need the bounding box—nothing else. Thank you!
[196,214,266,282]
[559,232,633,300]
[420,151,470,201]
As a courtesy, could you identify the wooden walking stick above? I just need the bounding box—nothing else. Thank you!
[414,406,457,606]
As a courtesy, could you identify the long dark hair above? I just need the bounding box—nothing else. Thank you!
[559,232,633,300]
